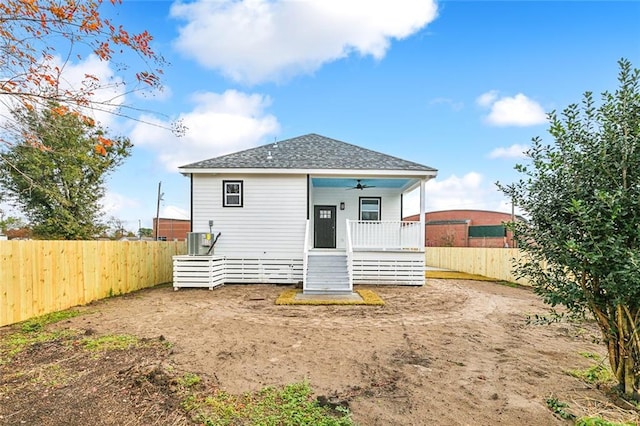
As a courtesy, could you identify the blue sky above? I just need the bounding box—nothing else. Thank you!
[6,0,640,232]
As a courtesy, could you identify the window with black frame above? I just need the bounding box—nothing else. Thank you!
[359,197,381,221]
[223,180,243,207]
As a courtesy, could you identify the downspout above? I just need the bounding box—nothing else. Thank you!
[190,174,193,232]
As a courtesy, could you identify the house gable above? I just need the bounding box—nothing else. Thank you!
[180,133,437,175]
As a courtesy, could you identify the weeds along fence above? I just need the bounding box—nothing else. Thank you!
[0,240,186,327]
[426,247,530,285]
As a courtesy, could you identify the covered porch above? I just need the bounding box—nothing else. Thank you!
[303,175,428,294]
[303,219,425,295]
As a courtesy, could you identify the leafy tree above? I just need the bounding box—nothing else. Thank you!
[0,104,132,239]
[0,0,176,151]
[105,215,130,239]
[0,209,27,235]
[138,227,153,238]
[499,59,640,400]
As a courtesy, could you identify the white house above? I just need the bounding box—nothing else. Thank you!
[173,133,437,294]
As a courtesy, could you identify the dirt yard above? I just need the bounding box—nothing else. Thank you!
[1,279,639,425]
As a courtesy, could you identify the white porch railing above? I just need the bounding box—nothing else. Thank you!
[345,219,354,291]
[347,220,423,251]
[302,219,310,285]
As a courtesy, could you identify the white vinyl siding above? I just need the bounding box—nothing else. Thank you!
[192,174,307,258]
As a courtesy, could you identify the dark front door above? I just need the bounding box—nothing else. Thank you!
[314,205,336,248]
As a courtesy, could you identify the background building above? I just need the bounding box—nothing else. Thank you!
[153,217,190,241]
[404,210,523,247]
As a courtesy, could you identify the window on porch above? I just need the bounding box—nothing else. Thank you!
[359,197,381,221]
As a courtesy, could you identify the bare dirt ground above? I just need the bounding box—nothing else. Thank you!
[2,279,639,425]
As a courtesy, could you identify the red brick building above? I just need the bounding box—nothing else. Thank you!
[153,217,190,241]
[404,210,523,248]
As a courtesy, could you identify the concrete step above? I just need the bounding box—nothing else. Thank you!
[306,278,349,285]
[305,280,350,287]
[307,270,347,278]
[306,281,350,289]
[305,254,350,294]
[302,287,353,295]
[307,260,347,268]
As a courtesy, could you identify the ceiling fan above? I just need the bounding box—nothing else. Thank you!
[348,179,376,190]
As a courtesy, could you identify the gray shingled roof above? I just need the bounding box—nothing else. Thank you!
[180,133,437,172]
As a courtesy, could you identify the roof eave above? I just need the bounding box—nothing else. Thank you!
[179,167,438,178]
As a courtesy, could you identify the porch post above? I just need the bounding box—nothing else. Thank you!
[419,178,426,248]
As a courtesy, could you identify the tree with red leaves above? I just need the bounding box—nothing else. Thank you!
[0,0,171,151]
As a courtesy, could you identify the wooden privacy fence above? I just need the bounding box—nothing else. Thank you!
[426,247,531,285]
[0,240,186,327]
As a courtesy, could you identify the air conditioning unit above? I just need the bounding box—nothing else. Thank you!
[187,232,213,255]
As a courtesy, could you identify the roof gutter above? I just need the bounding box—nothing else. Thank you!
[179,167,438,178]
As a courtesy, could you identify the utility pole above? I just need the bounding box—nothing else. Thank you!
[155,181,163,241]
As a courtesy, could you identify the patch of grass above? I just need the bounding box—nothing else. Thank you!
[356,290,384,306]
[1,329,76,364]
[567,360,614,385]
[19,310,82,333]
[545,396,576,420]
[275,289,384,306]
[107,288,124,298]
[576,416,637,426]
[525,308,590,326]
[81,334,140,351]
[578,351,602,361]
[179,372,202,388]
[494,280,523,288]
[31,364,70,388]
[567,364,614,384]
[184,381,353,426]
[1,309,84,363]
[425,270,495,281]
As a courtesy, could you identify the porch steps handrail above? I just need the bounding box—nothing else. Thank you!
[345,219,354,292]
[302,219,310,289]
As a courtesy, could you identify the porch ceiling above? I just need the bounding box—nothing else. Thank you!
[311,177,413,189]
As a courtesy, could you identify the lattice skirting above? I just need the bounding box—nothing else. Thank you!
[172,256,303,289]
[224,258,303,284]
[173,254,425,289]
[352,251,425,286]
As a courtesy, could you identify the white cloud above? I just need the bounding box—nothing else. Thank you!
[102,191,141,215]
[161,205,189,220]
[488,144,528,159]
[475,90,498,107]
[404,172,516,216]
[170,0,438,84]
[134,84,173,102]
[52,54,127,129]
[130,89,280,171]
[477,91,547,127]
[426,172,487,211]
[429,97,463,111]
[0,54,126,141]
